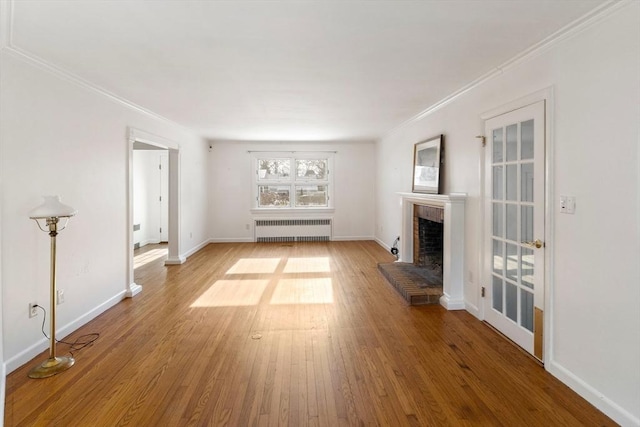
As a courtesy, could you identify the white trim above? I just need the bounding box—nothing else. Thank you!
[398,192,467,310]
[331,236,375,241]
[464,301,481,319]
[547,361,640,427]
[4,289,127,374]
[165,255,186,265]
[480,87,556,364]
[138,239,162,247]
[130,128,180,151]
[251,208,335,215]
[209,237,254,243]
[439,296,466,310]
[383,0,628,140]
[125,283,142,298]
[0,0,13,49]
[1,44,195,135]
[374,237,391,252]
[129,128,183,283]
[251,152,335,210]
[181,239,211,259]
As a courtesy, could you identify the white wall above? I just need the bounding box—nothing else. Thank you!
[375,4,639,425]
[0,49,209,372]
[209,140,375,241]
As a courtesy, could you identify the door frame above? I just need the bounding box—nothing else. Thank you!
[479,87,554,363]
[126,127,182,298]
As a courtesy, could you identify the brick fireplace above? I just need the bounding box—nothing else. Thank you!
[400,193,466,309]
[414,205,444,276]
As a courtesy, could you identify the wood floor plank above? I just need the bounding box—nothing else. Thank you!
[5,241,616,426]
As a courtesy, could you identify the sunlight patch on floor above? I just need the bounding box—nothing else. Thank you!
[283,257,330,273]
[270,278,333,304]
[226,258,281,274]
[191,280,269,307]
[134,248,168,269]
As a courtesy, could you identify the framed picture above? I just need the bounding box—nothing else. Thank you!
[412,134,443,194]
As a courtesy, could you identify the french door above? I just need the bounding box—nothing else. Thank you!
[484,100,545,360]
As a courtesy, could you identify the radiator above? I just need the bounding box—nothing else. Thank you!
[254,219,332,242]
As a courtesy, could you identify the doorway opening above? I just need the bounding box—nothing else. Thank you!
[127,128,181,297]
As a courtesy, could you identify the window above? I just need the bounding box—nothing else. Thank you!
[254,153,333,210]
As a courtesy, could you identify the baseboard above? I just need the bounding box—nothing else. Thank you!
[332,236,375,241]
[464,300,481,319]
[139,238,161,247]
[164,256,186,265]
[4,289,127,374]
[439,295,466,310]
[181,239,212,259]
[374,237,391,251]
[547,360,639,426]
[209,237,254,243]
[126,283,142,298]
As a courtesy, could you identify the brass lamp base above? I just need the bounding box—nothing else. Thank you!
[28,356,75,379]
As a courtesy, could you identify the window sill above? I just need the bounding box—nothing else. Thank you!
[251,208,335,215]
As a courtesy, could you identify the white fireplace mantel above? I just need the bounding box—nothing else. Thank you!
[398,192,467,310]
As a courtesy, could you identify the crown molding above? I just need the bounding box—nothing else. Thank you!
[382,0,631,141]
[2,0,197,137]
[0,0,13,49]
[4,45,197,136]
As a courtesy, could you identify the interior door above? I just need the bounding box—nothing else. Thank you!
[484,100,545,360]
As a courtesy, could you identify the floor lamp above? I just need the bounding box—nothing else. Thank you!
[28,195,77,379]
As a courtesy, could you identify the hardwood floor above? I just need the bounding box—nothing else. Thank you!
[5,241,614,426]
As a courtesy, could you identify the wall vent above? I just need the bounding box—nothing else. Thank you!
[255,219,332,243]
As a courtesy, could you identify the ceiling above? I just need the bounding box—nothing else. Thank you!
[9,0,607,142]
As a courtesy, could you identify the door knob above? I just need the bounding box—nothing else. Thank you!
[522,239,544,249]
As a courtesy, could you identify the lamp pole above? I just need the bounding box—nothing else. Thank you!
[28,196,76,379]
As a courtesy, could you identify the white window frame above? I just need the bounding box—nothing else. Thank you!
[251,152,335,213]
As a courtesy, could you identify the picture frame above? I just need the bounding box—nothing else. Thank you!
[412,134,443,194]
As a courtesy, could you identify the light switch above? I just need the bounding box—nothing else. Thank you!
[560,195,567,213]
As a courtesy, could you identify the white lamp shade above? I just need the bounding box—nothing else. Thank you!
[29,196,77,219]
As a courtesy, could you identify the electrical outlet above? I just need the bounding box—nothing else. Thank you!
[57,289,65,305]
[29,303,38,318]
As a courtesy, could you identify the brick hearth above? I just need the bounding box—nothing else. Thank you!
[377,262,443,305]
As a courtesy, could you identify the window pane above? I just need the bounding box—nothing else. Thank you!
[258,159,290,180]
[493,239,503,275]
[521,119,534,160]
[506,124,517,161]
[521,247,534,289]
[521,205,533,244]
[521,289,534,332]
[492,275,503,313]
[493,166,503,200]
[493,202,503,238]
[506,164,517,201]
[506,243,518,282]
[295,185,328,207]
[506,204,517,241]
[258,185,290,207]
[492,128,503,163]
[521,163,534,202]
[296,159,327,180]
[506,282,517,322]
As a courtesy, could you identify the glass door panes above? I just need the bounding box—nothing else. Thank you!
[491,119,536,333]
